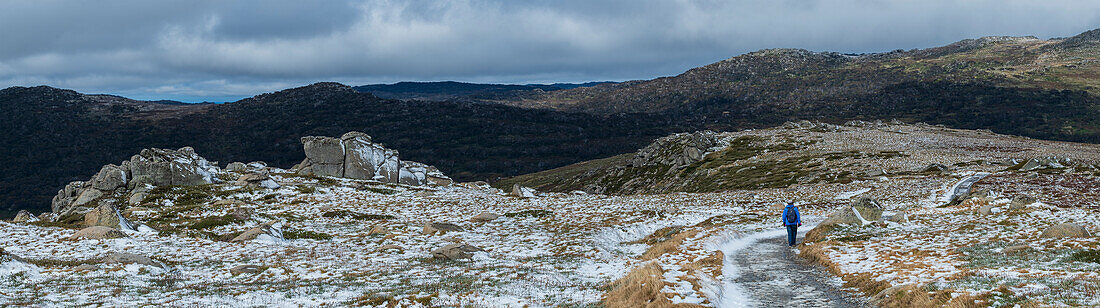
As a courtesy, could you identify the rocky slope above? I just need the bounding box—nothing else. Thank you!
[2,123,1098,306]
[496,120,1100,195]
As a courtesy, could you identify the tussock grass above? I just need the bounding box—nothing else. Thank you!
[603,262,704,308]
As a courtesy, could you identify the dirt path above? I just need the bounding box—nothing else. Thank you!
[717,228,867,308]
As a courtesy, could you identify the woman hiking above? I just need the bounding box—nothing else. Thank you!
[782,202,802,246]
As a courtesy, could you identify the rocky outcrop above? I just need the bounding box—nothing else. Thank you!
[631,131,719,169]
[52,147,221,215]
[294,131,450,186]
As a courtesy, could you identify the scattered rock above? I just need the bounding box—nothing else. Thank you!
[367,225,389,236]
[469,212,500,222]
[431,243,484,260]
[230,222,284,242]
[296,132,451,186]
[1009,195,1036,211]
[423,222,463,235]
[229,265,266,275]
[229,208,252,221]
[1039,223,1091,239]
[819,197,884,227]
[225,162,247,172]
[236,173,280,189]
[128,192,148,206]
[377,244,404,253]
[13,210,38,223]
[213,199,249,207]
[509,184,537,198]
[0,247,27,263]
[70,226,127,240]
[101,252,164,268]
[863,169,887,177]
[919,164,949,174]
[977,205,996,216]
[72,264,100,272]
[886,212,908,224]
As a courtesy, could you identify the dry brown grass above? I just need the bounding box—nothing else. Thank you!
[603,262,706,308]
[803,224,835,243]
[642,230,699,260]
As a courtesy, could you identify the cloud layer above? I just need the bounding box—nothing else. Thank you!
[1,0,1098,101]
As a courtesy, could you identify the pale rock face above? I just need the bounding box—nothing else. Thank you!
[71,188,104,208]
[297,131,450,186]
[301,136,345,177]
[84,203,122,229]
[89,164,127,191]
[128,147,220,187]
[225,162,247,172]
[51,181,85,213]
[343,133,399,181]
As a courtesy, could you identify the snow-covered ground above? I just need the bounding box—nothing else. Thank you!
[3,134,1100,306]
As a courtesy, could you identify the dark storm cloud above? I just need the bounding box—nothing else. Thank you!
[0,0,1098,101]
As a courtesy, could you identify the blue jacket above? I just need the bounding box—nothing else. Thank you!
[782,205,801,226]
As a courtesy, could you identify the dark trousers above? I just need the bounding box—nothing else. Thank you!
[786,225,798,246]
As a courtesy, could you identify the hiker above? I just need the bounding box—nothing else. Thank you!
[782,202,802,246]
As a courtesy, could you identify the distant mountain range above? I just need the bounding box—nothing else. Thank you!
[2,28,1099,217]
[352,81,615,100]
[0,83,671,216]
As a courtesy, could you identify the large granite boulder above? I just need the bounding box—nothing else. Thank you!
[89,164,128,191]
[1040,223,1091,239]
[342,132,400,182]
[820,197,884,227]
[299,136,345,177]
[128,147,219,187]
[13,210,38,223]
[295,131,451,186]
[84,203,133,230]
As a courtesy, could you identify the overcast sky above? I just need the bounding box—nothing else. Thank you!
[1,0,1098,102]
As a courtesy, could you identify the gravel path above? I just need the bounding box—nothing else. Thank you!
[718,228,868,308]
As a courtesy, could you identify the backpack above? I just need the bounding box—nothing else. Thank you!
[785,207,798,224]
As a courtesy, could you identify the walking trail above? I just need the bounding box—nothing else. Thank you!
[716,226,868,308]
